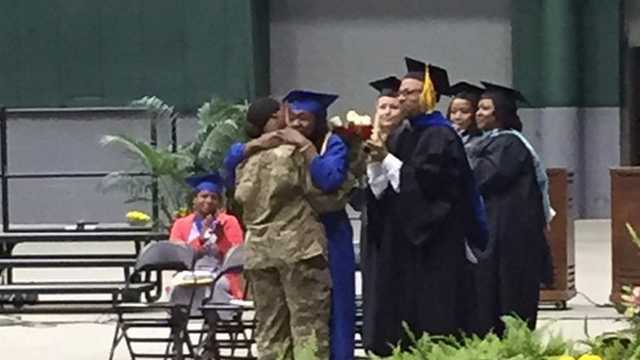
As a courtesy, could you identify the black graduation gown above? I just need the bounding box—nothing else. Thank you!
[362,124,476,356]
[469,133,552,336]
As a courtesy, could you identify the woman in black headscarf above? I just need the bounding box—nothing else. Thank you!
[468,82,553,337]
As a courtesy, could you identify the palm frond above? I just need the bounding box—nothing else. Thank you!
[104,96,248,229]
[101,134,193,175]
[97,171,149,195]
[197,119,245,171]
[197,97,248,129]
[131,96,176,120]
[627,222,640,249]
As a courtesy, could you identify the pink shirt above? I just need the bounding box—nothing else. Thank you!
[169,212,244,299]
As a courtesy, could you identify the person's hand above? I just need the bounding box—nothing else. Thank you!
[203,239,220,257]
[376,115,393,134]
[374,110,402,136]
[282,101,293,126]
[370,124,388,145]
[248,131,284,152]
[275,128,310,147]
[365,138,388,162]
[200,215,214,238]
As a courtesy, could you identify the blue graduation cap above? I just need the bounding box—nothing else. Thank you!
[186,172,223,194]
[283,90,339,118]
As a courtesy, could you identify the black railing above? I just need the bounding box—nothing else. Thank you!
[0,106,163,233]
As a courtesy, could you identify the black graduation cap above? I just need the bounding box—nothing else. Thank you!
[480,81,528,104]
[369,76,401,97]
[403,57,450,96]
[448,81,484,98]
[446,81,485,106]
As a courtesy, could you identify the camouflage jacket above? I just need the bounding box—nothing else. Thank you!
[235,144,327,269]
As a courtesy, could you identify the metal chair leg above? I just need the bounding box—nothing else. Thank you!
[166,325,187,360]
[122,323,137,360]
[164,340,172,360]
[108,321,122,360]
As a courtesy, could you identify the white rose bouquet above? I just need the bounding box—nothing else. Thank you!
[329,110,373,141]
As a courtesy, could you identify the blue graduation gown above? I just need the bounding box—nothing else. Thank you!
[223,137,356,359]
[223,142,245,189]
[309,134,356,360]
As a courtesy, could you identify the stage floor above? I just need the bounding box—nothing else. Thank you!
[0,220,623,359]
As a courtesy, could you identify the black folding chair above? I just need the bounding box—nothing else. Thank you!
[109,241,198,360]
[196,246,257,360]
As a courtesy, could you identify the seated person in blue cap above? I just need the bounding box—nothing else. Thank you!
[234,97,332,359]
[168,173,244,316]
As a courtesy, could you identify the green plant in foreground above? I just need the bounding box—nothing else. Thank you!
[372,316,573,360]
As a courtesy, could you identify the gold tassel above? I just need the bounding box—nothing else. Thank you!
[420,68,437,114]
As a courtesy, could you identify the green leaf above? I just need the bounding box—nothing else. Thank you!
[627,222,640,250]
[131,96,176,120]
[103,96,248,229]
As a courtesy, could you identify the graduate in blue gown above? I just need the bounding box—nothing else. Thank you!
[224,92,359,360]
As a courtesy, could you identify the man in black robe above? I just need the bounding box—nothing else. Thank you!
[361,58,488,356]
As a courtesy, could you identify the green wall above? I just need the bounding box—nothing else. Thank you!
[0,0,269,111]
[512,0,622,108]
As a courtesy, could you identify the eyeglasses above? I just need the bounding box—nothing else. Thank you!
[398,89,422,97]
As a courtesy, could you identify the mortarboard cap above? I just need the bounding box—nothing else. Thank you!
[403,57,450,96]
[186,172,223,194]
[283,90,338,117]
[448,81,485,98]
[369,76,401,97]
[480,81,528,104]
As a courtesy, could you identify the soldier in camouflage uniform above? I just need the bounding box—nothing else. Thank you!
[234,98,331,360]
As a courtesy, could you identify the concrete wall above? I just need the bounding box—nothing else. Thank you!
[582,108,621,218]
[521,106,621,219]
[269,0,621,218]
[269,0,513,244]
[270,0,512,115]
[2,108,199,226]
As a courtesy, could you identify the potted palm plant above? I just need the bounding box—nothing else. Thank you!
[100,96,248,230]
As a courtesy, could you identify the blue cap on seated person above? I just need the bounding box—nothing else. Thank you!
[186,172,223,194]
[283,90,338,119]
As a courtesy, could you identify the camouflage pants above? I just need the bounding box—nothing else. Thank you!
[246,255,331,360]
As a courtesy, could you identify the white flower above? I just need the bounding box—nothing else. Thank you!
[345,110,372,126]
[329,115,343,127]
[346,110,358,123]
[359,114,372,126]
